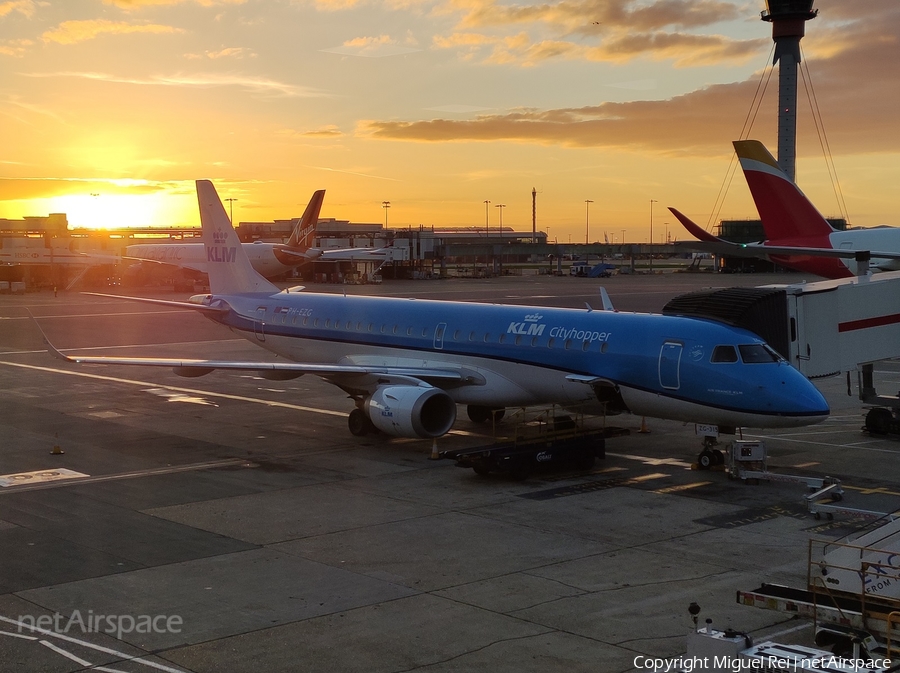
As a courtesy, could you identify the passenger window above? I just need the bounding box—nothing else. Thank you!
[739,344,781,363]
[515,335,522,346]
[531,336,538,347]
[600,342,608,354]
[483,333,490,342]
[407,326,413,336]
[564,339,571,350]
[453,330,460,340]
[469,331,475,341]
[325,319,331,328]
[711,345,738,363]
[547,338,555,349]
[499,334,506,344]
[582,341,590,352]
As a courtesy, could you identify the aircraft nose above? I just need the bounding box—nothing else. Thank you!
[775,368,829,422]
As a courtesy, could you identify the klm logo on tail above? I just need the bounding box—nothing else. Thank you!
[208,228,237,264]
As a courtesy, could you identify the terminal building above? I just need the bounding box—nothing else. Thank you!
[5,208,785,290]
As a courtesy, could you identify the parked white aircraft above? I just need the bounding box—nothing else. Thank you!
[125,190,326,279]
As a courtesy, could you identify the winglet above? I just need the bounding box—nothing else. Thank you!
[26,309,74,363]
[286,189,325,249]
[669,208,722,243]
[598,287,615,311]
[733,140,836,240]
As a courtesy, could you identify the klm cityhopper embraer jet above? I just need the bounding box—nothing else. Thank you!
[40,180,829,441]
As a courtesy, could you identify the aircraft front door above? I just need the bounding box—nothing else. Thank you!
[658,341,682,390]
[254,306,267,342]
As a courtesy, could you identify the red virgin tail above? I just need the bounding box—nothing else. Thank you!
[286,190,325,249]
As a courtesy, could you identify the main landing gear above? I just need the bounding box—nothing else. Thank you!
[348,407,376,436]
[696,436,725,470]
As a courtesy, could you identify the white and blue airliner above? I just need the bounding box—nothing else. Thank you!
[39,181,829,440]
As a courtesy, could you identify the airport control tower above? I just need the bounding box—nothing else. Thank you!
[761,0,817,182]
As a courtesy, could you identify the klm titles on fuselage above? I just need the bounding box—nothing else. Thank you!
[507,313,612,343]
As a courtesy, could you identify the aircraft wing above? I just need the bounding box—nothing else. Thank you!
[273,245,322,261]
[30,311,473,389]
[81,292,231,313]
[670,207,900,262]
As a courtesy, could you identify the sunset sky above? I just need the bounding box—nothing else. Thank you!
[1,0,898,241]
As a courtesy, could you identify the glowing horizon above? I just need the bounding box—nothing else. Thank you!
[1,1,898,241]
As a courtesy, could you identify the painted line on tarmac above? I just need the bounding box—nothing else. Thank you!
[0,459,247,495]
[745,432,900,454]
[653,481,712,494]
[0,360,493,439]
[606,452,694,468]
[0,615,188,673]
[0,360,348,417]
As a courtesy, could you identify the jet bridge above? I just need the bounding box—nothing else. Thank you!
[664,270,900,433]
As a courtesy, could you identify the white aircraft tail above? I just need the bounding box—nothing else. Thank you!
[286,189,325,249]
[196,180,279,295]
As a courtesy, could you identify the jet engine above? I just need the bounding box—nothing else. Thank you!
[366,385,457,438]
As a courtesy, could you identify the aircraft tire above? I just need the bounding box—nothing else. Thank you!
[348,408,370,436]
[697,449,714,470]
[866,407,893,435]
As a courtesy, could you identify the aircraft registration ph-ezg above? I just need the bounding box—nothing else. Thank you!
[36,181,829,440]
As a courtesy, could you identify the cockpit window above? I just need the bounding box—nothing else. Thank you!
[711,345,738,363]
[739,344,781,363]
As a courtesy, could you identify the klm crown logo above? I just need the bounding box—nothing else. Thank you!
[207,228,236,263]
[508,313,546,337]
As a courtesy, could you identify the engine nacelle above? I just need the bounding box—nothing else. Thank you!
[366,386,457,438]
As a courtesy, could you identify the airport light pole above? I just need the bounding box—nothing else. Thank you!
[382,201,390,228]
[495,204,505,275]
[224,198,238,224]
[584,199,593,245]
[483,200,490,235]
[649,199,657,272]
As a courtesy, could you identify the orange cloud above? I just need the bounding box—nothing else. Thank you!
[364,3,900,156]
[0,38,32,57]
[0,0,37,18]
[42,19,183,45]
[448,0,740,32]
[102,0,246,7]
[185,46,257,59]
